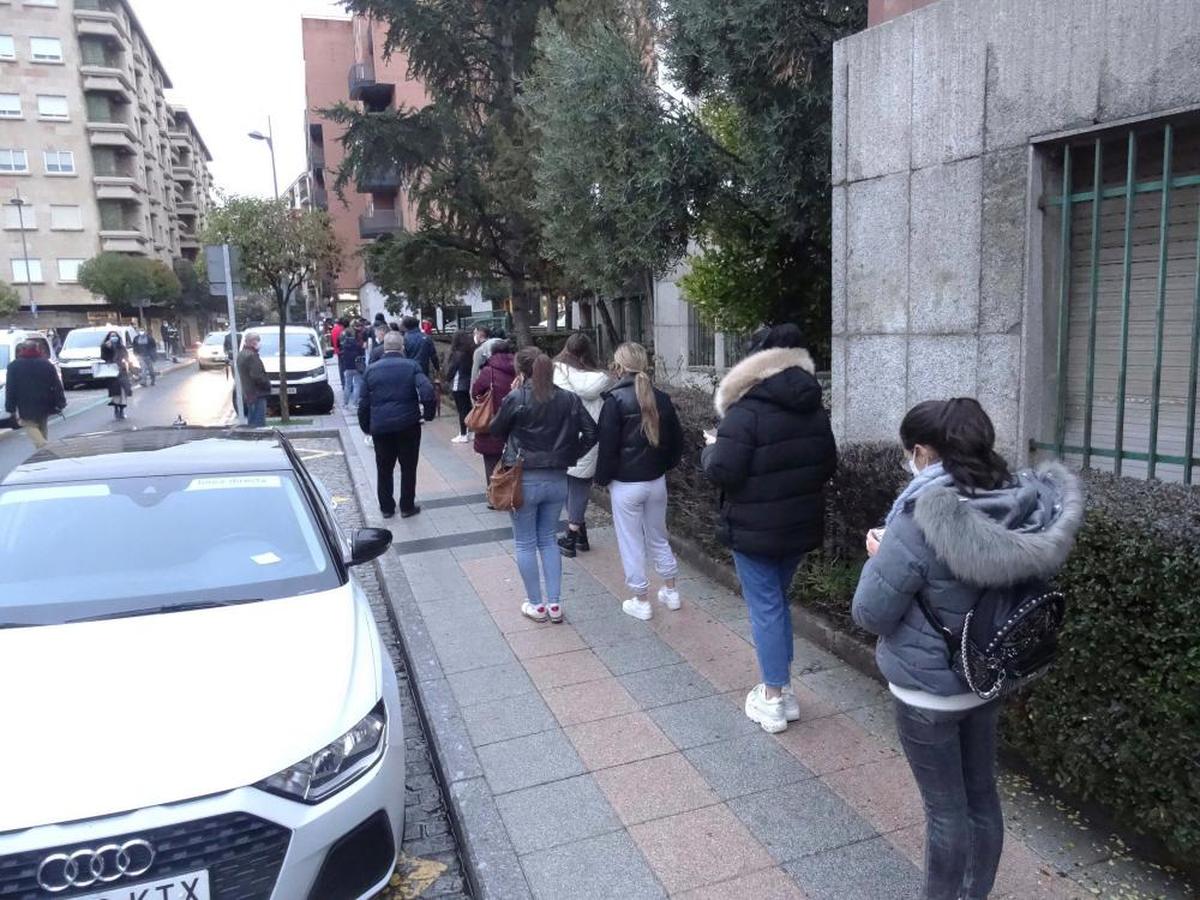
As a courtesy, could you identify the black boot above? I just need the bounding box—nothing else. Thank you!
[557,528,578,558]
[576,524,590,552]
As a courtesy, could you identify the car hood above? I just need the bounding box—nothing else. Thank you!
[0,583,382,832]
[59,348,102,362]
[261,355,326,377]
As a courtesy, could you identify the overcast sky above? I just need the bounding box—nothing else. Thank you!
[129,0,350,199]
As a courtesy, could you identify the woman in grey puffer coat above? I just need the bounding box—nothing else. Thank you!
[852,398,1083,900]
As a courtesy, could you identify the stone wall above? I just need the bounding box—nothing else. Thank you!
[831,0,1200,461]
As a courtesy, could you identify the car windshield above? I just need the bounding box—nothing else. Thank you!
[0,472,340,625]
[0,345,9,368]
[202,332,226,346]
[62,330,107,350]
[255,333,320,357]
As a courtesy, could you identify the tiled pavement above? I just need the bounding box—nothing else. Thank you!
[325,403,1193,900]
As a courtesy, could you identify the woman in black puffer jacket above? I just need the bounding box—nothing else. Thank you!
[701,324,837,734]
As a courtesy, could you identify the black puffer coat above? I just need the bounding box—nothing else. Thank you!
[357,352,436,435]
[489,384,597,471]
[701,348,837,557]
[594,376,684,485]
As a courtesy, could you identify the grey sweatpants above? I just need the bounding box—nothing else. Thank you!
[610,476,678,596]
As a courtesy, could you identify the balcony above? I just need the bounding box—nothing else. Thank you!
[176,199,199,216]
[359,209,402,239]
[168,130,190,149]
[93,175,143,202]
[347,61,395,111]
[356,165,401,193]
[75,5,129,42]
[99,229,147,253]
[80,64,134,97]
[87,122,137,153]
[172,166,194,183]
[179,231,200,250]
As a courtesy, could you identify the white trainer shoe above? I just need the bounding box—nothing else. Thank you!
[547,603,564,624]
[657,586,681,610]
[521,600,548,623]
[781,684,801,722]
[451,434,470,444]
[622,597,653,621]
[745,684,788,734]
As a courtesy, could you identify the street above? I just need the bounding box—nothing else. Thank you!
[0,361,235,480]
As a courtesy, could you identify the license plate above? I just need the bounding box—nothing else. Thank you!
[75,869,209,900]
[286,387,298,394]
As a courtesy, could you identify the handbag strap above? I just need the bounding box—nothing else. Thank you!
[914,592,960,658]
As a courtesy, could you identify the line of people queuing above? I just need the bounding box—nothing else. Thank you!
[358,319,1084,900]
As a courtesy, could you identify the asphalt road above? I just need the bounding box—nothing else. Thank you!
[0,361,237,479]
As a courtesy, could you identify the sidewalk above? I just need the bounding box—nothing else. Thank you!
[333,408,1192,900]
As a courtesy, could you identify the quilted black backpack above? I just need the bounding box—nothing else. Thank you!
[916,584,1066,700]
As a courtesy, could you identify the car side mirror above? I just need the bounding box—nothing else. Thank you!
[349,527,392,566]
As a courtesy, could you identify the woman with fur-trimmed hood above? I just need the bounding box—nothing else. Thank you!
[701,324,837,735]
[852,398,1083,900]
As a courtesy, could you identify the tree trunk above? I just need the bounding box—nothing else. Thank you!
[277,287,290,423]
[510,278,535,348]
[565,295,574,331]
[595,295,621,349]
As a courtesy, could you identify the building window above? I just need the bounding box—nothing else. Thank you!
[0,35,15,60]
[50,204,82,230]
[43,150,75,174]
[3,204,35,230]
[0,94,20,118]
[1037,117,1200,483]
[10,259,43,284]
[29,37,62,62]
[36,94,69,120]
[688,304,715,367]
[0,148,28,173]
[57,259,84,283]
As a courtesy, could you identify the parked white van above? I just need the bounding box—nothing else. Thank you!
[59,325,142,390]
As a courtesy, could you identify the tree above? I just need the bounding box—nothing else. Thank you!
[77,253,181,323]
[0,279,18,318]
[204,196,341,421]
[363,231,485,314]
[172,258,223,330]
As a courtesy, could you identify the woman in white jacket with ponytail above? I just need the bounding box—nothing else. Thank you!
[553,332,610,557]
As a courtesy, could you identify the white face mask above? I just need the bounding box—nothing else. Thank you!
[907,457,922,477]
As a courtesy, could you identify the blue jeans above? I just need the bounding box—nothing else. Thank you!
[344,369,363,407]
[732,551,803,688]
[510,469,567,606]
[246,396,267,427]
[895,700,1004,900]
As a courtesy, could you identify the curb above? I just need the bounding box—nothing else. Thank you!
[330,425,532,900]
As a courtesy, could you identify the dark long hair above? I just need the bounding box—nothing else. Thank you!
[900,398,1011,491]
[555,332,600,371]
[516,346,555,404]
[450,329,475,358]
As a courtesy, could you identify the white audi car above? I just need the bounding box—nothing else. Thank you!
[0,428,404,900]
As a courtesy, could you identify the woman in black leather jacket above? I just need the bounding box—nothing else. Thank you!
[594,343,684,622]
[490,347,597,624]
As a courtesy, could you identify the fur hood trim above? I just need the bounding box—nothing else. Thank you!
[913,462,1084,588]
[715,348,816,416]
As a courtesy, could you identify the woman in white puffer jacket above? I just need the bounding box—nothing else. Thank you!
[553,332,610,557]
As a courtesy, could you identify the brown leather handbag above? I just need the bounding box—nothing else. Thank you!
[486,450,523,511]
[465,370,495,433]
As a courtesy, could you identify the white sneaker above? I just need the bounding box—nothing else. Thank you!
[781,684,801,722]
[521,600,548,623]
[364,435,373,447]
[744,684,788,734]
[622,597,653,621]
[547,603,563,624]
[657,586,681,610]
[451,434,470,444]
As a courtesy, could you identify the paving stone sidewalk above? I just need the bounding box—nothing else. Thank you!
[330,406,1193,900]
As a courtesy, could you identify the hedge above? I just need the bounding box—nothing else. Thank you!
[662,386,1200,867]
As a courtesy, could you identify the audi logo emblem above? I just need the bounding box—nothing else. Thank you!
[37,840,155,893]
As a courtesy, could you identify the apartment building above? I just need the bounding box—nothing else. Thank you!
[0,0,213,327]
[301,14,423,318]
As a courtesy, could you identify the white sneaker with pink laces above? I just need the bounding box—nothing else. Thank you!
[521,600,548,623]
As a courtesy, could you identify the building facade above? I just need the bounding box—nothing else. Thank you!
[301,14,423,317]
[832,0,1200,483]
[0,0,212,327]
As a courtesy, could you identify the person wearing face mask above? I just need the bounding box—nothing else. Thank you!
[852,399,1083,900]
[100,331,132,420]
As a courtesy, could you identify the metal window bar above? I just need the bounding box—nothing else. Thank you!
[1036,121,1200,482]
[688,306,715,367]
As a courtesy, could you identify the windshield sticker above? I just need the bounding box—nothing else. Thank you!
[251,551,282,565]
[185,475,282,492]
[0,484,110,505]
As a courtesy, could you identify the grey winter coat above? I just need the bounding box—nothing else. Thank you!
[851,462,1083,696]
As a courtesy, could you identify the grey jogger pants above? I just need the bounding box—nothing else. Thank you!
[610,476,678,596]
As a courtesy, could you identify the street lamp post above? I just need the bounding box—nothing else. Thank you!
[248,116,280,202]
[8,189,37,319]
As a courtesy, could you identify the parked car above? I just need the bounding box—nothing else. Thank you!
[196,330,230,370]
[0,427,405,900]
[0,328,61,428]
[240,325,336,415]
[58,325,142,390]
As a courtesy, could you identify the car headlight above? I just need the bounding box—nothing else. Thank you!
[304,366,326,379]
[256,703,386,803]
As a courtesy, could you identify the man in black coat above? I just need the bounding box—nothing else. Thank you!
[358,331,436,519]
[5,340,66,449]
[700,324,837,734]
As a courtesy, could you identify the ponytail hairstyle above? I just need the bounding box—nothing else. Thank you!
[613,342,660,447]
[516,346,555,404]
[899,398,1012,491]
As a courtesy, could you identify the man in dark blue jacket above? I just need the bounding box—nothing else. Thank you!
[358,332,436,518]
[401,316,439,377]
